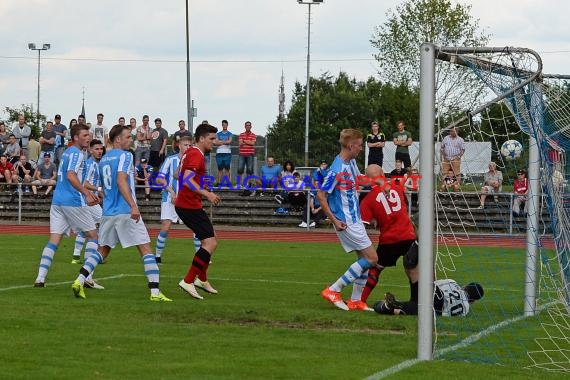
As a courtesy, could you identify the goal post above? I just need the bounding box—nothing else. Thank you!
[418,43,570,370]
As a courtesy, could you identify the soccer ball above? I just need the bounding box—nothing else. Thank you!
[500,140,523,160]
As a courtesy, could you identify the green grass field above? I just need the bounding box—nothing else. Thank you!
[0,234,567,379]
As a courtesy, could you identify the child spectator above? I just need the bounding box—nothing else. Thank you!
[404,167,419,209]
[135,158,153,201]
[440,168,460,192]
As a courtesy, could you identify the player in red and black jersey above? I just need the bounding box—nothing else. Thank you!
[175,123,221,300]
[348,164,418,311]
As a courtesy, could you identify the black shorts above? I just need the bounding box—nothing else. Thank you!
[376,239,416,267]
[174,207,215,240]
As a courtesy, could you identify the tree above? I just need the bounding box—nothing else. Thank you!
[266,72,419,167]
[371,0,489,87]
[4,104,44,138]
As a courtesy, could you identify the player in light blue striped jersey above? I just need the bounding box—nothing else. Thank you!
[70,139,105,289]
[153,136,200,263]
[316,129,378,311]
[34,124,100,287]
[71,124,171,301]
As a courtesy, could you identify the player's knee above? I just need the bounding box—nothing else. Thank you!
[403,241,418,269]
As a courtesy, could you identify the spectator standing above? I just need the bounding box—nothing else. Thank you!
[238,121,257,190]
[0,121,9,154]
[118,117,126,126]
[478,162,503,209]
[440,126,465,183]
[92,113,108,147]
[367,121,385,167]
[512,169,529,217]
[135,115,152,165]
[173,120,192,154]
[39,121,57,157]
[52,114,68,163]
[31,152,57,198]
[312,159,329,188]
[149,118,168,169]
[215,119,233,184]
[392,120,412,170]
[12,115,31,155]
[27,134,41,167]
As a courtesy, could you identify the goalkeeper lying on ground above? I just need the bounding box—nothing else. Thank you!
[373,279,484,316]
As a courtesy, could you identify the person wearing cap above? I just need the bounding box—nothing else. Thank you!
[312,159,329,188]
[149,117,168,168]
[39,121,57,159]
[53,114,68,164]
[135,158,154,201]
[373,279,484,316]
[512,169,529,217]
[31,152,57,198]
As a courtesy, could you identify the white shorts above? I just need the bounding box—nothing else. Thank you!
[335,221,373,253]
[50,205,97,236]
[160,201,180,223]
[98,214,151,249]
[88,204,103,224]
[482,185,497,193]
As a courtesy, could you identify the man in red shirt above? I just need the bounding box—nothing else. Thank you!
[175,123,221,300]
[351,164,418,310]
[0,154,14,187]
[512,169,528,217]
[238,121,257,194]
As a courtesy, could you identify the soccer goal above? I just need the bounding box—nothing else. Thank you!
[418,43,570,371]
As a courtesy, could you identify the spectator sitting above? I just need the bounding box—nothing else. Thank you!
[256,156,282,196]
[0,154,14,190]
[31,152,57,198]
[298,191,326,228]
[5,134,20,164]
[440,168,460,192]
[404,167,419,208]
[276,160,295,204]
[478,162,503,209]
[135,158,153,201]
[13,154,34,193]
[389,159,407,188]
[287,172,307,211]
[512,169,528,217]
[312,159,329,189]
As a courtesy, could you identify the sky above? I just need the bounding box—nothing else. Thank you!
[0,0,569,136]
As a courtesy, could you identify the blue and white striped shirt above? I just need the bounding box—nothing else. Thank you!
[321,154,362,225]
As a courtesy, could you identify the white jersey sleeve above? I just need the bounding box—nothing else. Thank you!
[434,279,470,317]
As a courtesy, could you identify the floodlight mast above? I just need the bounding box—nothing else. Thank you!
[28,42,51,131]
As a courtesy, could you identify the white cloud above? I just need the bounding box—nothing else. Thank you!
[0,0,568,136]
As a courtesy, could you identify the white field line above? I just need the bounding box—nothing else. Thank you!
[364,301,556,380]
[0,274,136,292]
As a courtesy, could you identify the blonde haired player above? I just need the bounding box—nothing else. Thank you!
[317,129,378,311]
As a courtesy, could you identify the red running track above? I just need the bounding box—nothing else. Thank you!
[0,224,554,248]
